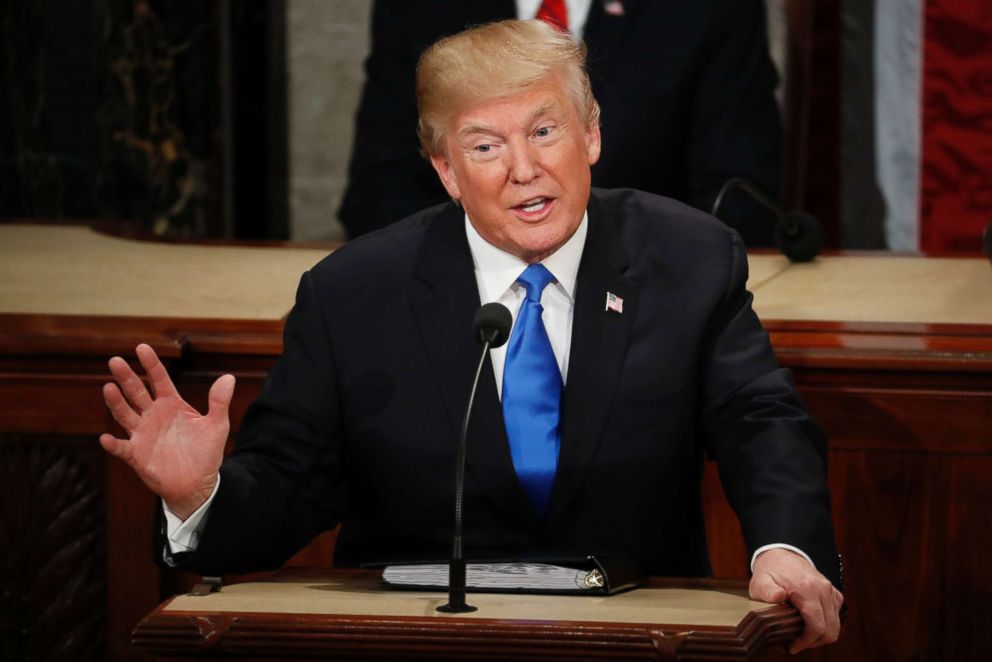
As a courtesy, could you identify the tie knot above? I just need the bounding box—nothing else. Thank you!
[517,264,556,303]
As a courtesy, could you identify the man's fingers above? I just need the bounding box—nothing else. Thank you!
[824,588,844,642]
[103,382,142,432]
[788,594,826,653]
[207,374,236,423]
[750,549,841,653]
[108,355,154,411]
[99,433,132,464]
[136,343,179,399]
[787,588,836,654]
[748,572,787,604]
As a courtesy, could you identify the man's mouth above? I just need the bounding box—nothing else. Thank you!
[514,197,554,214]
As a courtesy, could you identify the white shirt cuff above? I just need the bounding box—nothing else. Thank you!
[162,476,221,555]
[750,543,815,572]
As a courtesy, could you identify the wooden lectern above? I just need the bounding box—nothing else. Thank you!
[132,570,801,660]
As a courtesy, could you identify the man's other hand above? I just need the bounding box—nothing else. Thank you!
[99,343,233,519]
[749,548,843,654]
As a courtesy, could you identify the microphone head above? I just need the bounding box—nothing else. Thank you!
[776,210,825,263]
[473,303,512,348]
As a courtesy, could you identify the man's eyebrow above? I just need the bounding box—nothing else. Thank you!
[456,123,500,140]
[455,101,564,141]
[525,101,561,125]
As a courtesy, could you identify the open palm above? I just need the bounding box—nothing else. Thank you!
[100,344,234,519]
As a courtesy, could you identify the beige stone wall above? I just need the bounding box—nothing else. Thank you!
[766,0,787,104]
[286,0,370,241]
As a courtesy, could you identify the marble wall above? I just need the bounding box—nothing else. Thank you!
[0,1,221,235]
[286,0,369,242]
[767,0,787,104]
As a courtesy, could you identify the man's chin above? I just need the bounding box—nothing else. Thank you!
[508,229,572,264]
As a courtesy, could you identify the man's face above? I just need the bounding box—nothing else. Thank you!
[429,75,601,263]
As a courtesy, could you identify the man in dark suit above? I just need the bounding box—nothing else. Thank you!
[100,19,841,654]
[340,0,781,245]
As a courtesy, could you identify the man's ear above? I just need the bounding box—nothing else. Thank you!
[429,153,461,201]
[585,122,602,166]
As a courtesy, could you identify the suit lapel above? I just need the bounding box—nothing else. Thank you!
[547,192,638,525]
[411,206,540,533]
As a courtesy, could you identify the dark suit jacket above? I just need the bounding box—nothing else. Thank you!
[175,189,840,588]
[339,0,782,245]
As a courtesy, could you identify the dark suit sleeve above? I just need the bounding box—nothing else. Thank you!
[337,0,448,239]
[687,0,782,245]
[699,231,840,588]
[164,270,347,576]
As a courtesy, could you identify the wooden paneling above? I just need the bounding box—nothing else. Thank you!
[943,456,992,661]
[781,319,990,661]
[704,318,992,660]
[829,451,945,659]
[0,435,105,661]
[105,457,159,662]
[0,314,282,662]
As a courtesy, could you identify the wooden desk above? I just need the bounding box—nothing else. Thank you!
[132,570,801,661]
[2,224,990,661]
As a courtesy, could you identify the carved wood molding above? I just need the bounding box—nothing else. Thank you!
[133,611,799,660]
[0,435,105,660]
[132,592,800,660]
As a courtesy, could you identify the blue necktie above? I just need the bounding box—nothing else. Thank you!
[502,264,562,515]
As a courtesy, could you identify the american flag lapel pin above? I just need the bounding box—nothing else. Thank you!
[605,291,624,314]
[603,0,625,17]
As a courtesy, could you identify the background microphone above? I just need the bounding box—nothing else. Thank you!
[438,302,512,613]
[710,177,825,263]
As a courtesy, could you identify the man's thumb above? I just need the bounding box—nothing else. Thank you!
[99,433,131,464]
[207,374,236,421]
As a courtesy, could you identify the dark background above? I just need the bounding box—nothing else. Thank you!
[0,0,288,239]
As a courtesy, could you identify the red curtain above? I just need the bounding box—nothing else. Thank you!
[920,0,992,253]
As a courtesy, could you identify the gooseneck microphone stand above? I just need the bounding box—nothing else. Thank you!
[711,177,825,263]
[437,303,512,613]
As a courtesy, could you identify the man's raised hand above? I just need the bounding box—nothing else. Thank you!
[99,343,234,520]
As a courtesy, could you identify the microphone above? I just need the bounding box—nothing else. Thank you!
[437,302,512,613]
[710,177,825,263]
[473,302,513,347]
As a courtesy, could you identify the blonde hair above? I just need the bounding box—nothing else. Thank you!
[416,19,601,156]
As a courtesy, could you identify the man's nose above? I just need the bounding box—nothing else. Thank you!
[506,142,540,184]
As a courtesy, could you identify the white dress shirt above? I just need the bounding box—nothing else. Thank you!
[466,213,587,396]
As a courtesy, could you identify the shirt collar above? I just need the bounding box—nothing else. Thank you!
[465,212,588,303]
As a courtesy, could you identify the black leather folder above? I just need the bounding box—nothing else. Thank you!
[366,551,645,596]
